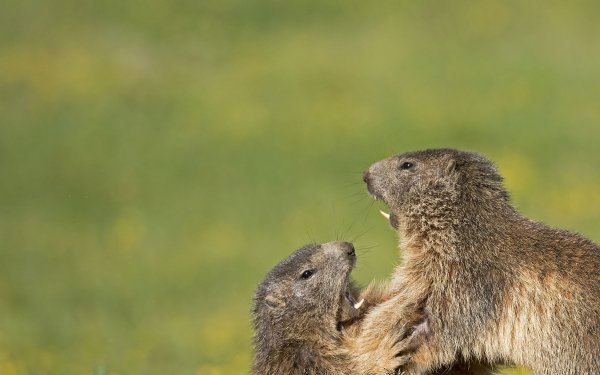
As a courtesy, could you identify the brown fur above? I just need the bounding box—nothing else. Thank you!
[355,149,600,374]
[252,241,409,374]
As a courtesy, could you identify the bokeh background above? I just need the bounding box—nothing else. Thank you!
[1,0,599,374]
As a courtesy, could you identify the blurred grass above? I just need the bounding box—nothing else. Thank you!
[1,0,599,374]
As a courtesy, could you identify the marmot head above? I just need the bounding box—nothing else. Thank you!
[253,241,361,348]
[363,148,508,230]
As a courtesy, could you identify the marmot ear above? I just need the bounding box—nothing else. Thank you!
[444,158,457,176]
[264,294,285,309]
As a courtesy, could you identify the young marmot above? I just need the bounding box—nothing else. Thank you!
[252,241,408,375]
[355,148,600,374]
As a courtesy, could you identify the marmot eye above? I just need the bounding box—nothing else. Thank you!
[300,270,314,279]
[400,162,414,170]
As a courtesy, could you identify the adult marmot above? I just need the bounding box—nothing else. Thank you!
[356,149,600,374]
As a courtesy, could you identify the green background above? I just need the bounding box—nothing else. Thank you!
[1,0,599,374]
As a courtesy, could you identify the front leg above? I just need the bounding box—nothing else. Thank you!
[346,293,427,375]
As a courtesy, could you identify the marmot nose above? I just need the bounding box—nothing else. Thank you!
[362,170,370,184]
[347,245,356,257]
[339,241,355,257]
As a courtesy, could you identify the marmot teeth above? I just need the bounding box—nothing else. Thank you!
[379,210,391,220]
[353,299,365,309]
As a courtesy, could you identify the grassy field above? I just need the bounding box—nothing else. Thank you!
[1,0,599,374]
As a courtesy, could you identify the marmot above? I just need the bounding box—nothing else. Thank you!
[354,148,600,374]
[252,241,408,375]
